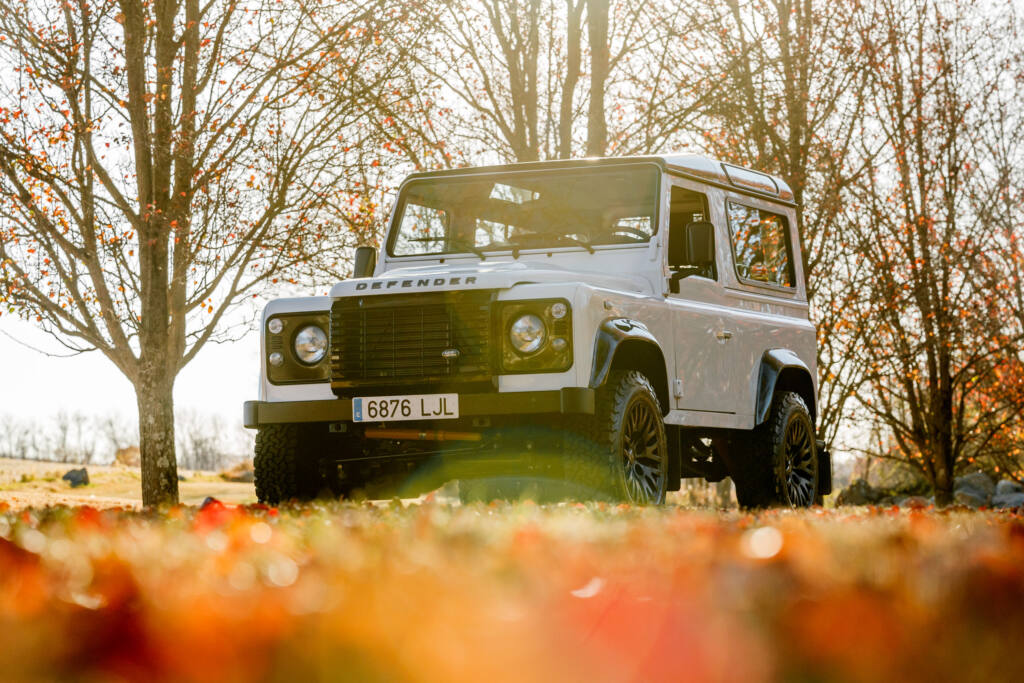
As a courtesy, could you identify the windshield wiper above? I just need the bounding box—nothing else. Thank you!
[447,238,487,261]
[556,234,595,253]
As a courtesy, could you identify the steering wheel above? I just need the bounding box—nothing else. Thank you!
[609,225,650,242]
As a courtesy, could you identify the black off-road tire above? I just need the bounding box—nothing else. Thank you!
[729,391,819,508]
[254,424,322,504]
[564,370,669,504]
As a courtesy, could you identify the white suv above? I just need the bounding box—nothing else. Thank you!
[244,155,831,506]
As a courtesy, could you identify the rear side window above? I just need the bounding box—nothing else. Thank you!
[726,201,794,287]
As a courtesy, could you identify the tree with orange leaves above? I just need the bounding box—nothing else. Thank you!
[842,0,1024,503]
[0,0,417,505]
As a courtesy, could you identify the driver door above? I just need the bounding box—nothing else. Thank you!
[665,181,735,416]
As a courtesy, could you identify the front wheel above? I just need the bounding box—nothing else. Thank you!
[565,370,669,504]
[253,424,323,504]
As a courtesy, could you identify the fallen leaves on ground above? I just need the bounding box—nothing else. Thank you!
[1,500,1022,683]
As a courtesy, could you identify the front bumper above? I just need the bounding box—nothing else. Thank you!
[243,387,596,429]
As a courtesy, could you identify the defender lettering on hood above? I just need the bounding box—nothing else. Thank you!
[355,276,478,291]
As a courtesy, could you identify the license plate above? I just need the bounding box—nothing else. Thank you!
[352,393,459,422]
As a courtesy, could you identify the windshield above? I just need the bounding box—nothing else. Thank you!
[388,165,660,257]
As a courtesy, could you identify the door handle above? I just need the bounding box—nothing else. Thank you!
[716,329,733,341]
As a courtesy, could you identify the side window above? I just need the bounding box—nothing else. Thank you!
[667,186,714,285]
[726,201,793,287]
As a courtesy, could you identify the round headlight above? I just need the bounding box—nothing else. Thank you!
[267,318,284,334]
[294,325,328,365]
[509,314,547,355]
[268,352,284,367]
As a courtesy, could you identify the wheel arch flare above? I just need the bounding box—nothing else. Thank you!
[589,318,670,416]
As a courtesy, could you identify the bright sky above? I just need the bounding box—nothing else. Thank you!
[0,315,260,427]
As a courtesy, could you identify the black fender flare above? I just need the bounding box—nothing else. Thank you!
[589,318,661,388]
[755,349,817,425]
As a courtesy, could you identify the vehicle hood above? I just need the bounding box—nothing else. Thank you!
[329,260,654,297]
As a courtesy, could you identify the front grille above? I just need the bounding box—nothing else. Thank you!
[330,291,493,394]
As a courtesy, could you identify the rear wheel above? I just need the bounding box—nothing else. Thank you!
[253,424,322,504]
[775,399,818,506]
[565,370,668,504]
[728,391,818,508]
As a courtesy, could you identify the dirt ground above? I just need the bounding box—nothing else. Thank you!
[0,457,255,509]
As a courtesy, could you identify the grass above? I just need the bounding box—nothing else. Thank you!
[1,499,1023,682]
[0,457,255,507]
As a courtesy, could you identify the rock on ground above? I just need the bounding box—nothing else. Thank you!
[953,472,995,507]
[836,480,934,507]
[996,479,1023,497]
[954,489,988,508]
[992,492,1024,509]
[61,468,89,488]
[836,478,883,506]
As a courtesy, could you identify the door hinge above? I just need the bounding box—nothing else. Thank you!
[672,379,683,398]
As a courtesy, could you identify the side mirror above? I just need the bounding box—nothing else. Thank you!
[353,246,377,279]
[668,221,687,267]
[686,221,715,266]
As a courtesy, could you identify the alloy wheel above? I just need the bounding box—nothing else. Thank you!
[620,398,665,504]
[783,418,816,506]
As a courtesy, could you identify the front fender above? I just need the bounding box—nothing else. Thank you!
[589,318,661,389]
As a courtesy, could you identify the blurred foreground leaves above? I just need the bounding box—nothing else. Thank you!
[2,500,1023,683]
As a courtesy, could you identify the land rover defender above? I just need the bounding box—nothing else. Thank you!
[243,154,832,506]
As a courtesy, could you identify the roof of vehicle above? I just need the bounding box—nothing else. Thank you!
[404,153,795,205]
